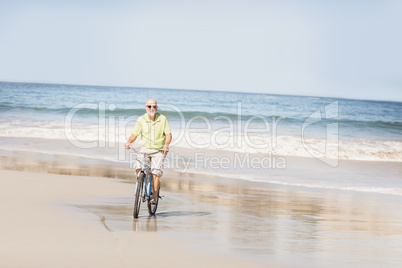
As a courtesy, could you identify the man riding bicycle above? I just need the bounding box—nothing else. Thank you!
[125,99,172,204]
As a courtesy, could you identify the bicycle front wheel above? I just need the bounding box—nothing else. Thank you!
[147,187,160,216]
[133,172,145,218]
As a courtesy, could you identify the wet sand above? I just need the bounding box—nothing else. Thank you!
[1,153,402,267]
[0,169,271,268]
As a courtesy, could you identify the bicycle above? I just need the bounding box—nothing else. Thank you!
[130,147,162,218]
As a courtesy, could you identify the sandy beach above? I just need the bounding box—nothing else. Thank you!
[1,151,402,268]
[0,168,272,268]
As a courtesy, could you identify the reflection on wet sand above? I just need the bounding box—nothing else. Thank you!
[133,218,158,232]
[0,153,134,179]
[131,212,212,232]
[70,174,402,267]
[165,176,402,236]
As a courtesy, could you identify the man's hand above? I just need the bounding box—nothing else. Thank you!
[124,141,131,149]
[161,144,169,155]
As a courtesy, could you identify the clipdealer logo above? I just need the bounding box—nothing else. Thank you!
[64,101,339,168]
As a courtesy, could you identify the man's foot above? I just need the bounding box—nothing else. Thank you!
[150,199,156,205]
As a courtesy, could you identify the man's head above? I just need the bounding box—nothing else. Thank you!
[146,99,158,118]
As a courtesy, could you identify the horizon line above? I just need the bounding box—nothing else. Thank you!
[1,80,400,104]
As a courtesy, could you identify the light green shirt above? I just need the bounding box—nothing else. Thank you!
[132,113,171,150]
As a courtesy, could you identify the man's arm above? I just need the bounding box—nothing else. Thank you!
[125,134,138,149]
[162,133,172,154]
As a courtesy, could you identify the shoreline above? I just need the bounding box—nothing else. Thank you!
[1,145,401,197]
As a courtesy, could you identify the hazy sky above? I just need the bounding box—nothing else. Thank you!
[1,0,401,101]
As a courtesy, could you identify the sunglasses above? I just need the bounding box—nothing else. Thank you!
[146,105,157,109]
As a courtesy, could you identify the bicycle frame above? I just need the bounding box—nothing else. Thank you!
[131,147,161,218]
[136,154,154,201]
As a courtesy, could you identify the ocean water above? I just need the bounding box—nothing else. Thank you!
[1,82,401,195]
[1,82,401,160]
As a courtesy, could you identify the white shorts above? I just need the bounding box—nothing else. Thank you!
[134,148,166,178]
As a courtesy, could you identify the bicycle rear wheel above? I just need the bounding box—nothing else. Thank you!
[133,172,145,218]
[147,187,160,216]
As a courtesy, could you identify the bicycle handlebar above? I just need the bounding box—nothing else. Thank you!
[127,145,163,156]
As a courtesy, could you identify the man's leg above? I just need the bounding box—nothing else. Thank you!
[150,151,165,203]
[134,152,144,176]
[151,175,160,202]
